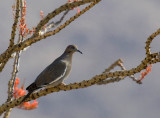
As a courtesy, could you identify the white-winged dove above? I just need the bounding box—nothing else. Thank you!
[21,45,82,103]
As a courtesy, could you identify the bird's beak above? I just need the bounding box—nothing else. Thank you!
[76,49,83,54]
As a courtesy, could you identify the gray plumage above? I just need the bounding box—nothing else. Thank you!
[21,45,82,103]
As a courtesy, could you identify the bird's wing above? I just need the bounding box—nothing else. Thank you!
[35,60,67,87]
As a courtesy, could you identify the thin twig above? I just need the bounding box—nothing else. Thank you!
[9,0,20,47]
[3,0,24,118]
[103,59,122,73]
[33,0,100,37]
[97,59,140,85]
[39,10,70,35]
[145,28,160,56]
[117,60,141,84]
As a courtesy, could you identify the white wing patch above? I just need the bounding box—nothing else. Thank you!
[48,64,67,85]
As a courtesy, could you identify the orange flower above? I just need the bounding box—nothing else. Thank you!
[138,64,152,82]
[22,100,38,110]
[23,102,31,108]
[40,10,44,20]
[77,7,80,13]
[18,0,34,37]
[15,77,19,86]
[14,77,38,110]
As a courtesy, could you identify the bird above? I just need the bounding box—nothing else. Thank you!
[21,45,82,103]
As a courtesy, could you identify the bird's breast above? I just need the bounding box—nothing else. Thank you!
[64,63,71,78]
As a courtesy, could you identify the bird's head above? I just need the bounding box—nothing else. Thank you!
[65,45,82,54]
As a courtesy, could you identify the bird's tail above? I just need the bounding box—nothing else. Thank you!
[20,82,38,104]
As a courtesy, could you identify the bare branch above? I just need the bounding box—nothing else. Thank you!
[97,59,141,85]
[33,0,100,37]
[102,59,122,73]
[117,60,141,84]
[39,10,70,35]
[9,0,20,47]
[3,0,25,117]
[145,28,160,56]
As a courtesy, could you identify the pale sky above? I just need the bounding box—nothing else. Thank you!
[0,0,160,118]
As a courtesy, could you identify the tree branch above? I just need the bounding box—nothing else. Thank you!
[97,59,140,85]
[0,51,159,115]
[145,28,160,56]
[33,0,100,37]
[3,0,24,117]
[9,0,20,47]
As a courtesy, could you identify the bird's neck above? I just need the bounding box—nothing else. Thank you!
[61,52,73,62]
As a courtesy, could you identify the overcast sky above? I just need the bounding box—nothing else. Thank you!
[0,0,160,118]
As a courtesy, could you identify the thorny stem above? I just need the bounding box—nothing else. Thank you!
[39,9,70,35]
[97,59,125,85]
[145,28,160,56]
[9,0,20,47]
[102,59,123,73]
[32,0,100,37]
[97,59,140,85]
[117,60,141,84]
[3,0,24,118]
